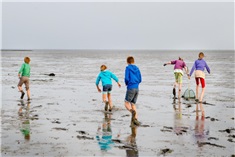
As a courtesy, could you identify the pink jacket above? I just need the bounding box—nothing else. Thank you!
[171,60,186,70]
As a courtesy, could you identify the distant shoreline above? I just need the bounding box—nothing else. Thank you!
[1,49,234,52]
[1,49,33,51]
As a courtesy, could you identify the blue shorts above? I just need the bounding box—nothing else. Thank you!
[125,88,139,104]
[103,84,112,94]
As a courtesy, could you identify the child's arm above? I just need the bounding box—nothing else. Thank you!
[139,69,142,83]
[110,72,121,88]
[96,85,101,92]
[110,72,119,82]
[124,67,130,86]
[117,82,121,88]
[184,66,190,80]
[95,75,101,92]
[183,62,189,75]
[184,66,189,75]
[205,62,210,74]
[188,62,196,79]
[163,61,173,66]
[18,64,24,78]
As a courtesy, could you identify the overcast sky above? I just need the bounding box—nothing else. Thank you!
[2,2,234,50]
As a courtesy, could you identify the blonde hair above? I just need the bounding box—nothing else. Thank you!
[24,57,30,64]
[100,65,107,71]
[198,52,204,59]
[127,56,135,64]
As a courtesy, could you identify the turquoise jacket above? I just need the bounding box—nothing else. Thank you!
[96,70,119,86]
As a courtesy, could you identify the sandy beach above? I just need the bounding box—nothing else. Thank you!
[1,50,234,156]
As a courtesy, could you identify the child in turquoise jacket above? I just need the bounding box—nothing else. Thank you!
[96,65,121,112]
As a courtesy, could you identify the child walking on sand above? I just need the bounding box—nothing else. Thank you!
[124,56,142,126]
[96,65,121,112]
[164,57,188,101]
[188,52,210,103]
[18,57,31,101]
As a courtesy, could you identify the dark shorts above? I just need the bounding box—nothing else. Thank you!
[125,88,139,104]
[103,84,112,94]
[18,76,30,90]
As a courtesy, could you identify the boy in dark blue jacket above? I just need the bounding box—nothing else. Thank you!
[124,56,142,126]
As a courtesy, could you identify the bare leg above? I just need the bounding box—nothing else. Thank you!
[102,94,107,102]
[196,85,199,100]
[125,101,137,119]
[26,89,30,99]
[199,88,205,102]
[18,85,26,99]
[131,104,138,119]
[107,93,112,109]
[125,101,132,111]
[178,83,182,101]
[18,86,23,92]
[102,93,108,111]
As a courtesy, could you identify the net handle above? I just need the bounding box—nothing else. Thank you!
[186,66,190,90]
[188,75,191,98]
[188,77,190,90]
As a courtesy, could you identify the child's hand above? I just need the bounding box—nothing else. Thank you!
[117,82,121,88]
[96,85,101,92]
[18,73,21,78]
[187,74,190,79]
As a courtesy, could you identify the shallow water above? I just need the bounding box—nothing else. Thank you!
[1,50,235,156]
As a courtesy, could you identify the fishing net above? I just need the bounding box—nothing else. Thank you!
[183,88,196,99]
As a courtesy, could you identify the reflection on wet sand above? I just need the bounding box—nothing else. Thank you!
[173,102,189,135]
[173,102,183,135]
[96,113,114,151]
[126,126,138,157]
[197,102,205,116]
[18,101,31,141]
[194,103,209,145]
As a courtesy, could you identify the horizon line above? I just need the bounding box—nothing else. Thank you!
[1,48,234,51]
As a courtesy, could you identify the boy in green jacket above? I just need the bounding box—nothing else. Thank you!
[18,57,31,101]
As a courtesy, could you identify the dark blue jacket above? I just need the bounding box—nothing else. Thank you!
[125,64,142,90]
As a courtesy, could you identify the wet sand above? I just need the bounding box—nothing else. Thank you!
[1,50,234,156]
